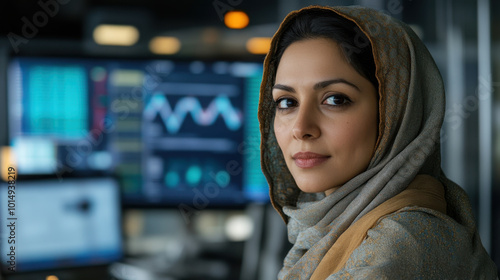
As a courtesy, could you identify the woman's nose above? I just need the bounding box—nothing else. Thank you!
[292,106,321,140]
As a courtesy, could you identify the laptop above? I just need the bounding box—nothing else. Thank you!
[0,177,123,280]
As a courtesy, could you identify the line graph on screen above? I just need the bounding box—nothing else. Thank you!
[143,93,243,134]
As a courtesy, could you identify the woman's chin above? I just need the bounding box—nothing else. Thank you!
[296,183,332,194]
[294,177,343,194]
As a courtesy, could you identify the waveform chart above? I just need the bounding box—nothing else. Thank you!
[141,81,246,204]
[144,94,243,134]
[143,82,244,138]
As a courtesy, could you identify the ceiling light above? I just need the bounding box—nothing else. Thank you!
[149,36,181,55]
[224,11,249,29]
[246,37,272,54]
[93,24,139,46]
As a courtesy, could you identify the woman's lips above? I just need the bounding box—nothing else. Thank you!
[292,152,330,168]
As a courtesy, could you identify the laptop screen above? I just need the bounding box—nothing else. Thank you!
[0,177,122,273]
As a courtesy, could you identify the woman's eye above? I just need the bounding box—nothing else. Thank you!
[275,98,297,109]
[323,95,351,106]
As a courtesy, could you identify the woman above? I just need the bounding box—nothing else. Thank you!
[258,5,498,279]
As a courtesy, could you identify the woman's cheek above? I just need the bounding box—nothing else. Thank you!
[274,118,287,138]
[274,119,287,149]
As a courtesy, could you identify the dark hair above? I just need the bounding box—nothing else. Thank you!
[274,8,378,89]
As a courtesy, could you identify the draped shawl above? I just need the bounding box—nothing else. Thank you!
[258,5,498,279]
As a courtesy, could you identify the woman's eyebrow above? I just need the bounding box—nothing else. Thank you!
[272,84,295,93]
[314,78,360,91]
[272,78,360,93]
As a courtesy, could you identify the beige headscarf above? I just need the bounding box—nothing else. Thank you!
[258,5,497,279]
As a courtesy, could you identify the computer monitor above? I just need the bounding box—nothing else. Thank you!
[6,57,269,207]
[0,177,122,273]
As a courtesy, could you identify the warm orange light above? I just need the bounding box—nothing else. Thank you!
[149,36,181,55]
[1,147,15,182]
[224,11,249,29]
[246,37,272,54]
[46,276,59,280]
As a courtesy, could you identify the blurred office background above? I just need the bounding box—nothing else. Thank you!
[0,0,498,279]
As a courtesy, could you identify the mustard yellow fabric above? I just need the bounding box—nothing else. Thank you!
[258,5,498,279]
[310,175,446,279]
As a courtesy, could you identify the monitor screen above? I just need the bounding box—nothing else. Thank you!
[7,57,268,206]
[0,177,122,273]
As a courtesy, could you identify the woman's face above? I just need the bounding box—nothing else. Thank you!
[273,38,378,195]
